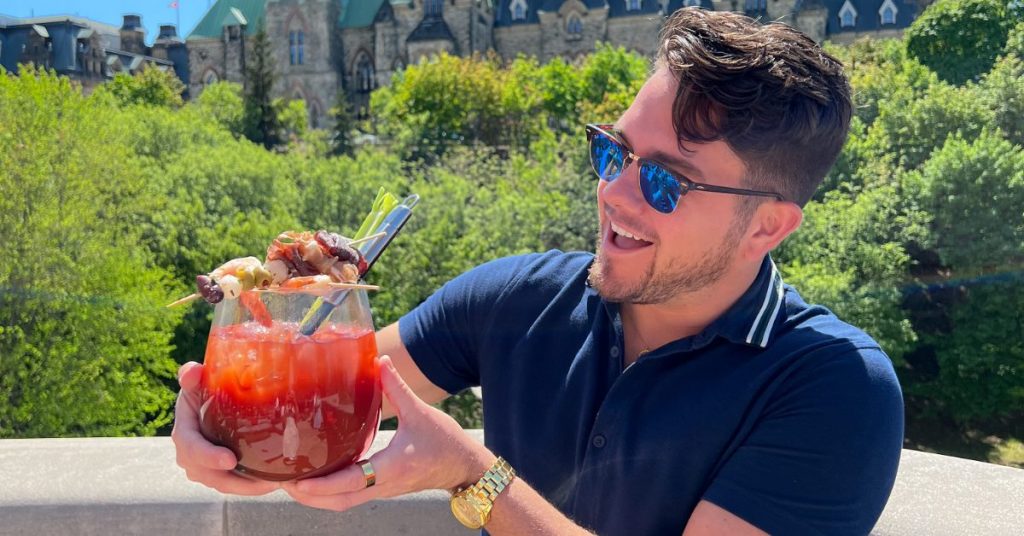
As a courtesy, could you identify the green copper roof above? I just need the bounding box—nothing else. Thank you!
[338,0,384,28]
[188,0,411,38]
[187,0,265,40]
[339,0,411,29]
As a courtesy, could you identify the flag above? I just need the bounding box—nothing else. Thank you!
[169,1,179,8]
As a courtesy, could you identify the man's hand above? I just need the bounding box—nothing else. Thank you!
[170,361,280,496]
[280,355,493,512]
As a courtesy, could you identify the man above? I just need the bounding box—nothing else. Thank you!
[173,8,903,535]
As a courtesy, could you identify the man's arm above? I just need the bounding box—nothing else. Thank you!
[281,354,598,535]
[375,321,449,418]
[682,500,768,536]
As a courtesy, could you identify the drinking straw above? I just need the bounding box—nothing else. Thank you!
[298,194,420,336]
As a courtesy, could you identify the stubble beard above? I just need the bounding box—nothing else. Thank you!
[588,214,748,305]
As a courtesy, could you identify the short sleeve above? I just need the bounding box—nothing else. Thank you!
[702,347,904,536]
[398,254,540,395]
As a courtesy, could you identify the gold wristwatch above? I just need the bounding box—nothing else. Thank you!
[450,456,516,529]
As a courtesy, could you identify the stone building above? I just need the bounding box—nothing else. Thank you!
[0,14,189,94]
[186,0,926,127]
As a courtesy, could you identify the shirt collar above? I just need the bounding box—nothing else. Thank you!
[591,255,786,351]
[708,255,786,349]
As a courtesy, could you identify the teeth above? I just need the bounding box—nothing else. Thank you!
[611,222,646,242]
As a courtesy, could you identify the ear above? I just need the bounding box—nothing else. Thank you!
[741,201,803,261]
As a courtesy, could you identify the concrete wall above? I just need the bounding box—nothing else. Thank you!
[2,431,1023,535]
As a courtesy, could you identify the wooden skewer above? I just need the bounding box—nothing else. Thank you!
[165,279,381,308]
[328,282,380,291]
[346,232,387,248]
[166,293,200,308]
[262,282,381,292]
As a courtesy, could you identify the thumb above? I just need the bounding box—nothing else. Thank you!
[177,361,204,391]
[379,355,422,418]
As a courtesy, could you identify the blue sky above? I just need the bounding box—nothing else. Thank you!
[0,1,213,43]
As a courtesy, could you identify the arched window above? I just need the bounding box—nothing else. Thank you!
[289,30,305,65]
[566,15,583,35]
[356,54,375,93]
[203,69,219,85]
[511,0,527,21]
[393,58,406,72]
[627,0,642,10]
[839,1,857,28]
[879,0,898,25]
[881,7,894,24]
[425,0,443,17]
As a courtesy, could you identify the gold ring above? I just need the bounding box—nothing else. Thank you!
[357,459,376,488]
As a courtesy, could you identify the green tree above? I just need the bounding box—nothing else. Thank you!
[371,52,545,158]
[899,131,1024,426]
[861,80,994,171]
[578,43,648,122]
[904,131,1024,273]
[243,29,283,149]
[279,98,309,141]
[0,67,182,437]
[330,90,357,156]
[977,54,1024,145]
[905,0,1018,85]
[99,67,185,108]
[1007,21,1024,58]
[192,81,245,136]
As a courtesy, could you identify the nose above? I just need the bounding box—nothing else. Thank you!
[600,154,644,210]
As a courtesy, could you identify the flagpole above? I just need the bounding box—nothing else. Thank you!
[176,1,181,34]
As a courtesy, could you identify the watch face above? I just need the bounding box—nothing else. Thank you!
[451,496,486,529]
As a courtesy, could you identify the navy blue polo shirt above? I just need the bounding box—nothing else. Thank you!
[400,251,903,535]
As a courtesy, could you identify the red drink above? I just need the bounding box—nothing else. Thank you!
[199,312,381,481]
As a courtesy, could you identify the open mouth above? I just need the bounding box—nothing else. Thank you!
[608,221,654,251]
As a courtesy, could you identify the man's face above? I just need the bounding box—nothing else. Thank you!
[589,65,753,304]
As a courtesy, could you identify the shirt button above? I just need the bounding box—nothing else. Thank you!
[592,434,606,448]
[610,346,620,358]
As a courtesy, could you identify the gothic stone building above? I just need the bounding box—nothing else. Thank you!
[186,0,924,127]
[0,14,189,94]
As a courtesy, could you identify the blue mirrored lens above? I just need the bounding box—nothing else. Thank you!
[639,162,683,214]
[590,133,625,181]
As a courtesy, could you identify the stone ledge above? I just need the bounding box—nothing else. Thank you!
[1,432,1022,535]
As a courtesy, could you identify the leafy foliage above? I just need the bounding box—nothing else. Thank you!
[194,81,246,136]
[905,0,1017,85]
[2,29,1022,449]
[0,67,182,437]
[98,67,186,108]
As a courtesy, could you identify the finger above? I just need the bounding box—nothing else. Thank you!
[192,468,281,496]
[177,361,204,391]
[171,387,237,472]
[379,355,422,418]
[282,483,381,512]
[291,459,372,496]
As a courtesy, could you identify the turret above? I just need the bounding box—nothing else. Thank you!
[120,14,146,54]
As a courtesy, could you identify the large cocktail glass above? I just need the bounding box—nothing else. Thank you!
[198,289,381,481]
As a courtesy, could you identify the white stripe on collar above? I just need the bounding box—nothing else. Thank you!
[745,260,783,347]
[757,271,786,348]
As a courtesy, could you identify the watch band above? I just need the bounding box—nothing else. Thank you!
[471,457,515,502]
[450,456,516,529]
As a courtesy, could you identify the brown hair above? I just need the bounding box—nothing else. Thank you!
[657,8,852,207]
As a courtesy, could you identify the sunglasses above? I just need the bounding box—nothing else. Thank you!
[585,124,785,214]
